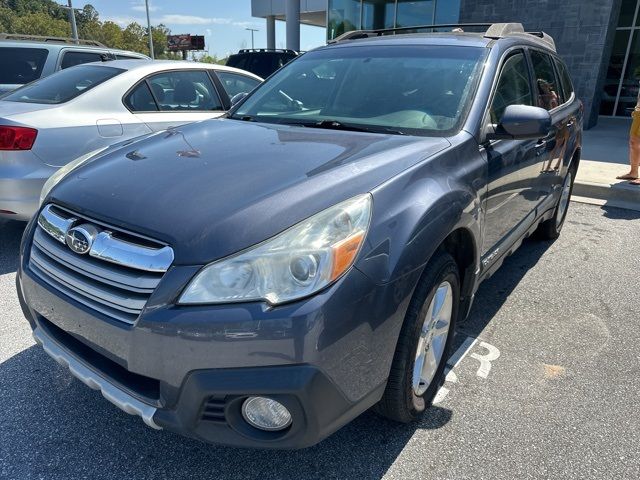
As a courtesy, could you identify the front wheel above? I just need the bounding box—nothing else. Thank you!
[536,167,575,240]
[375,251,459,423]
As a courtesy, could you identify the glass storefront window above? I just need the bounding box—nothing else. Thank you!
[362,0,395,30]
[327,0,462,40]
[328,0,361,39]
[396,0,435,28]
[600,0,640,116]
[616,30,640,116]
[435,0,461,24]
[619,0,638,27]
[600,30,631,115]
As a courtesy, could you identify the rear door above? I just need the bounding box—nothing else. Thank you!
[125,69,226,132]
[528,49,573,200]
[481,49,548,256]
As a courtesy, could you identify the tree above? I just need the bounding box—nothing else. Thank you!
[13,12,70,37]
[1,1,173,58]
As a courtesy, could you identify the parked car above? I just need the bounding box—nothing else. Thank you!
[0,60,262,220]
[0,33,150,95]
[226,48,299,78]
[18,23,581,449]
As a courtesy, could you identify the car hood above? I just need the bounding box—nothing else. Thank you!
[49,118,449,265]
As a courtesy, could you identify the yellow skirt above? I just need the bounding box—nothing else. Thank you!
[631,110,640,137]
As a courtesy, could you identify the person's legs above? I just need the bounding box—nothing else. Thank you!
[619,112,640,180]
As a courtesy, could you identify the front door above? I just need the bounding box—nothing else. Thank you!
[481,50,549,256]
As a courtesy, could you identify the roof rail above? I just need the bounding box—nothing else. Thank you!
[0,32,105,47]
[330,22,556,51]
[329,23,492,43]
[237,48,298,54]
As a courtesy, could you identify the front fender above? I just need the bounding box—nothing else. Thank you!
[355,137,485,287]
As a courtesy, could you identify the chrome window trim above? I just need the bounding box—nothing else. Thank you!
[37,204,174,273]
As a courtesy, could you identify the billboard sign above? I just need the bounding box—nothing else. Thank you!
[167,34,205,51]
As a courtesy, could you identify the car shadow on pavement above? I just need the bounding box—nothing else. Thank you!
[0,220,26,275]
[1,344,452,480]
[460,235,553,339]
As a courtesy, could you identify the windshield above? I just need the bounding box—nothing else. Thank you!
[232,45,486,136]
[1,65,124,104]
[0,47,48,85]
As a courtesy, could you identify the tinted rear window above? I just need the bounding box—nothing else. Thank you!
[60,50,106,69]
[2,65,124,104]
[0,47,48,84]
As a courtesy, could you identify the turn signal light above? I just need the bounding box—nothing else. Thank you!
[0,126,38,150]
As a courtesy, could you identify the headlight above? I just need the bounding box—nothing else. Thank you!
[40,147,108,205]
[179,194,372,305]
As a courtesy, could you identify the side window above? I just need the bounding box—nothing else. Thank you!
[216,71,260,98]
[61,51,104,69]
[555,59,574,103]
[489,52,533,124]
[124,82,158,112]
[530,50,561,110]
[146,70,224,111]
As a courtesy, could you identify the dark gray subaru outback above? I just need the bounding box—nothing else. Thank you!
[17,23,582,449]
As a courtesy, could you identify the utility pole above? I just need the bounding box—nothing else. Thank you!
[65,0,79,44]
[245,28,259,49]
[145,0,155,59]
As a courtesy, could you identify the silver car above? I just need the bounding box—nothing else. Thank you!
[0,60,262,221]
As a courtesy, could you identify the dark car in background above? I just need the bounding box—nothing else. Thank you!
[226,48,299,78]
[18,23,581,449]
[0,33,149,95]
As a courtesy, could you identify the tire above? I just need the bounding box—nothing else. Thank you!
[536,165,576,240]
[375,250,460,423]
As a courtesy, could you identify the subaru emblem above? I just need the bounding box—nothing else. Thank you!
[65,224,98,255]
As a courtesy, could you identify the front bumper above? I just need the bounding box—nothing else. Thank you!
[17,220,415,448]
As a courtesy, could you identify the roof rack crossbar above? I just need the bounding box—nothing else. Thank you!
[0,32,105,47]
[238,48,298,54]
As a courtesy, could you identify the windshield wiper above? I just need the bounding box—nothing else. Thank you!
[293,119,405,135]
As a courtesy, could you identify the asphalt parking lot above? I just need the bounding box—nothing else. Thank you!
[1,201,639,480]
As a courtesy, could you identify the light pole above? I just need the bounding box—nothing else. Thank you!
[60,0,79,43]
[145,0,155,59]
[245,28,259,49]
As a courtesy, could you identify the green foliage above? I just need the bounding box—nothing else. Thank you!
[197,54,226,65]
[1,0,173,57]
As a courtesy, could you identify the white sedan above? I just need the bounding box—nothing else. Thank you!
[0,60,262,220]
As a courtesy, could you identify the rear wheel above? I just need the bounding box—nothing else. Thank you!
[536,166,575,240]
[375,251,459,423]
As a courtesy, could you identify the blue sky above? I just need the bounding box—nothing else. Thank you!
[75,0,327,58]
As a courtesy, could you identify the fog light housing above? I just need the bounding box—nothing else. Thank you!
[241,396,292,431]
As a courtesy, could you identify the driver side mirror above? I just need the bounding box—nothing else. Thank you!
[230,92,248,107]
[486,104,552,141]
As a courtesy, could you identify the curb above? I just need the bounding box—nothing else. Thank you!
[573,180,640,212]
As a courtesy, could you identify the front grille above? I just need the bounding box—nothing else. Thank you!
[29,205,173,325]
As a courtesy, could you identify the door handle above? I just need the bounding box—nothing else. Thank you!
[535,139,547,156]
[566,120,575,128]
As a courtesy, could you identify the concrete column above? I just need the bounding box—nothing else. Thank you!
[266,15,276,50]
[285,0,300,51]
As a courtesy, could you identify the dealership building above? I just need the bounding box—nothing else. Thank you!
[252,0,639,128]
